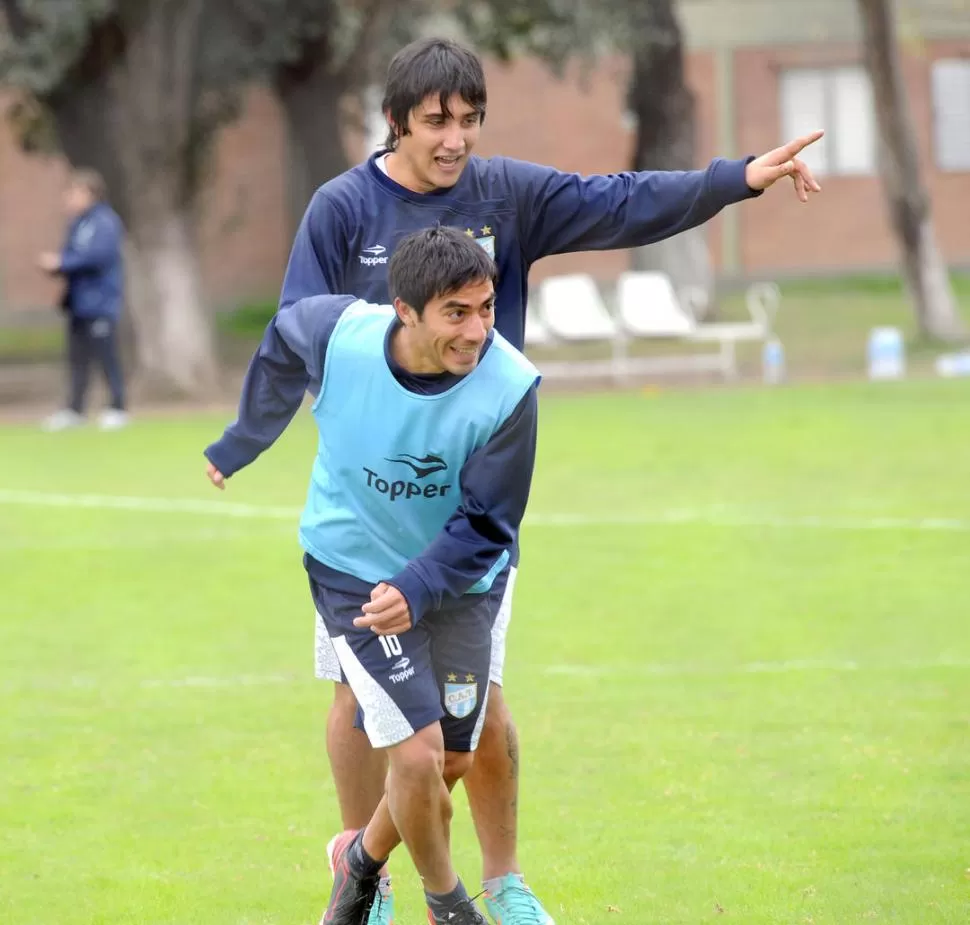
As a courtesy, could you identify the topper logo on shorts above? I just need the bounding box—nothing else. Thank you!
[362,454,451,502]
[389,664,415,684]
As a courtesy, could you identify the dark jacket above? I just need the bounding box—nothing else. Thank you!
[59,202,124,321]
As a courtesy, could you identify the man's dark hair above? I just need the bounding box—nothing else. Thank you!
[389,226,497,316]
[381,38,487,150]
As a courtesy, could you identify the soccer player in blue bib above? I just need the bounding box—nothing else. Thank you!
[205,227,539,925]
[275,38,822,925]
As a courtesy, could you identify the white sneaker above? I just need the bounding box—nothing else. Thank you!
[98,409,130,431]
[41,409,84,432]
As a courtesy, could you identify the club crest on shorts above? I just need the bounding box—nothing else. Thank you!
[444,675,478,719]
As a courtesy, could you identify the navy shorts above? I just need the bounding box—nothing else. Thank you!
[310,578,493,752]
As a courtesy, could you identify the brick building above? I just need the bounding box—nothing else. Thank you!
[1,0,968,312]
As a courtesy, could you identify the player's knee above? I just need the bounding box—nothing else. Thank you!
[443,749,475,786]
[389,727,446,784]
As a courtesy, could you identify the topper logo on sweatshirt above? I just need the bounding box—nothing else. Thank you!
[359,244,388,266]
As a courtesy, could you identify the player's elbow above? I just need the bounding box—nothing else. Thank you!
[466,510,515,548]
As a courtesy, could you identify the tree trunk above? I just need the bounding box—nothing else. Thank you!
[47,19,132,222]
[277,46,352,236]
[125,208,216,395]
[274,0,398,234]
[856,0,964,341]
[111,1,218,395]
[627,0,712,317]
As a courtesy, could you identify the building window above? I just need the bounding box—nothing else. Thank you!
[932,58,970,171]
[780,66,876,176]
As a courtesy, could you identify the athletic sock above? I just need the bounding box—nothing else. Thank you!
[346,830,385,881]
[426,878,471,921]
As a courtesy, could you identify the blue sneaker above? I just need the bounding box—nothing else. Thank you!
[483,874,554,925]
[368,878,395,925]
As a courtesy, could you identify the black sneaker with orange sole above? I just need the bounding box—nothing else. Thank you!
[320,829,380,925]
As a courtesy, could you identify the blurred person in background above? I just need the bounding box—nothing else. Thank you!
[37,168,128,432]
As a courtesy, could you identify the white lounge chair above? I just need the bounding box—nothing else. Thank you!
[615,272,780,380]
[684,282,780,379]
[616,271,695,337]
[538,273,617,341]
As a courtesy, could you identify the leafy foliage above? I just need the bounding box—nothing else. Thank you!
[0,0,117,91]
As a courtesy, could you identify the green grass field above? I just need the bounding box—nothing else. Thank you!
[2,381,969,924]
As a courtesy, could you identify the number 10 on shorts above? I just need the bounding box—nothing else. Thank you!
[379,634,403,659]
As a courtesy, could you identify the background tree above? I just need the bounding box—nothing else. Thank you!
[455,0,713,311]
[231,0,382,233]
[0,0,406,393]
[623,0,711,309]
[273,0,357,231]
[0,0,256,394]
[265,0,435,233]
[856,0,964,341]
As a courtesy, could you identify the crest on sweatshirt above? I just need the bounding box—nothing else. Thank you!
[465,225,495,259]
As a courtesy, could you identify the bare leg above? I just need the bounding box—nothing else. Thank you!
[361,725,474,895]
[463,683,521,880]
[327,681,388,828]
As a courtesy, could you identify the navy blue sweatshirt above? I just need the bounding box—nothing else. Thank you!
[280,152,760,348]
[58,202,125,320]
[205,297,538,610]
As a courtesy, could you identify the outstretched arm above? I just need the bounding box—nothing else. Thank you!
[512,131,823,262]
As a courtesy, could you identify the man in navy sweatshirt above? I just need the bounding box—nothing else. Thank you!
[205,227,540,925]
[274,37,823,925]
[37,168,127,432]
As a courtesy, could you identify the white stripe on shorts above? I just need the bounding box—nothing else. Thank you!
[488,566,517,687]
[330,635,415,748]
[469,682,491,750]
[315,610,342,681]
